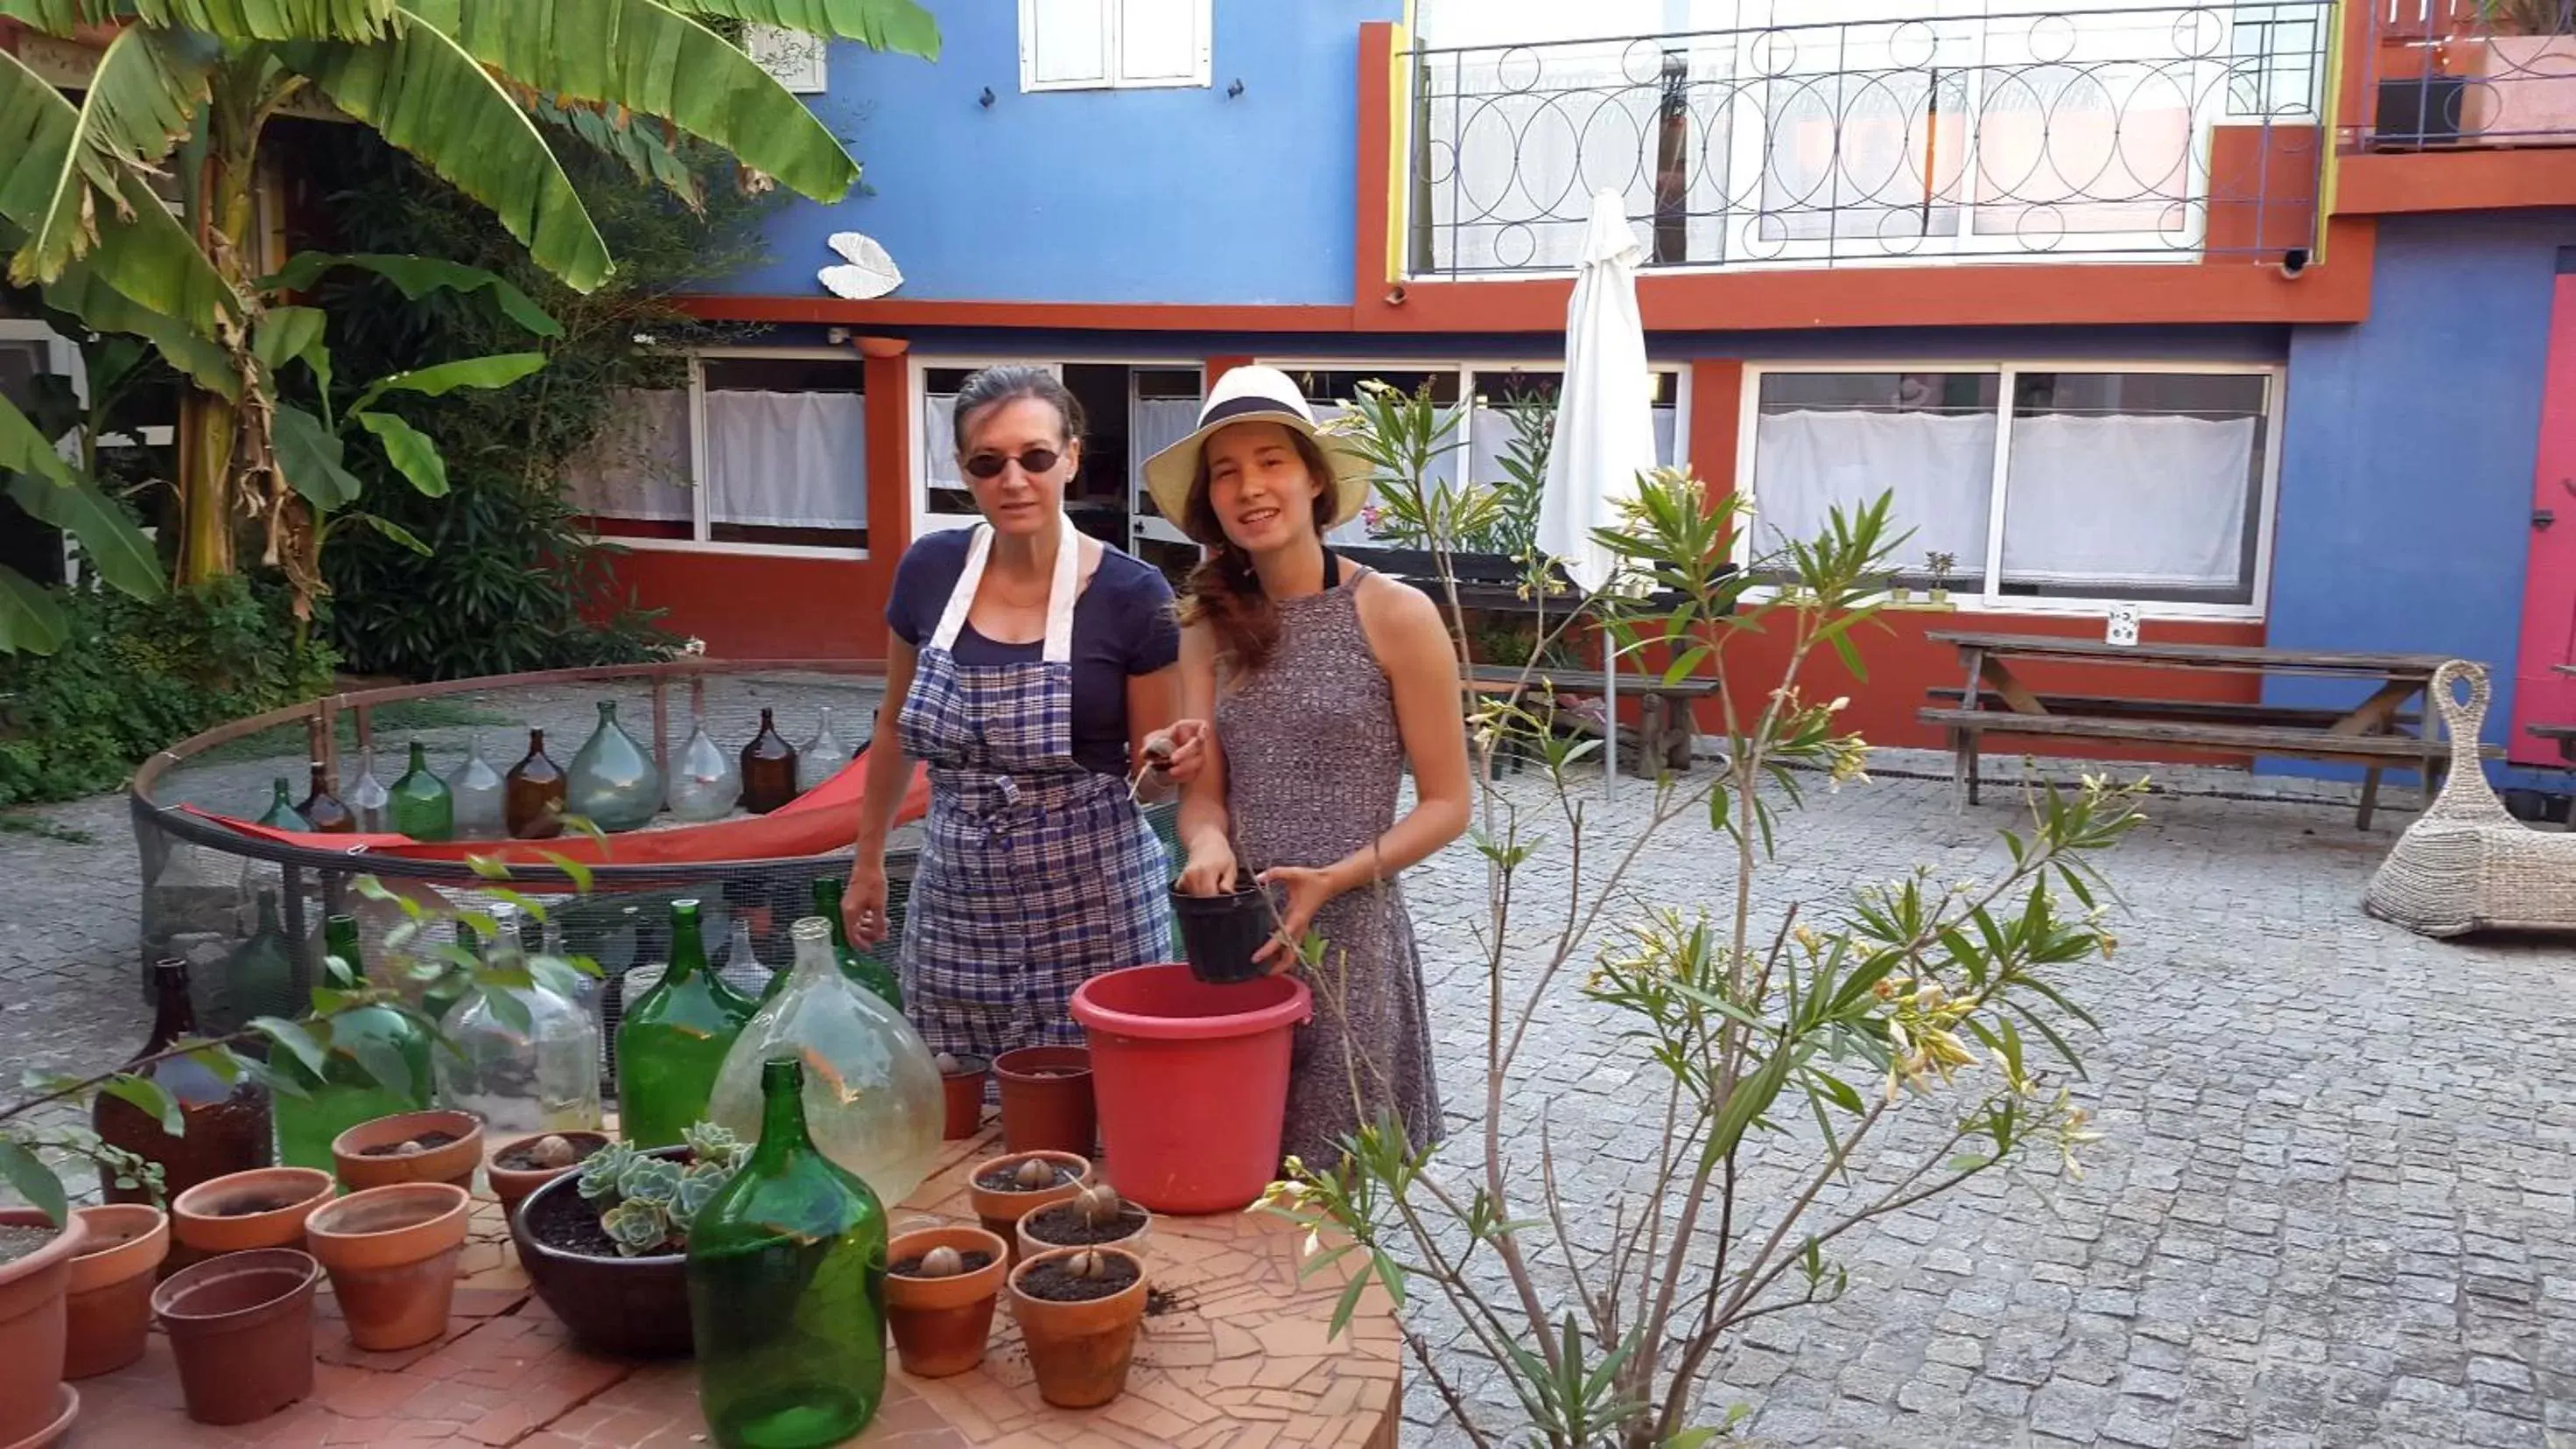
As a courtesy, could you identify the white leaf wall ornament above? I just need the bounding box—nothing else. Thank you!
[818,233,902,300]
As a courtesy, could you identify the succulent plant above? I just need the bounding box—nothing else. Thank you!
[600,1198,672,1256]
[572,1121,755,1256]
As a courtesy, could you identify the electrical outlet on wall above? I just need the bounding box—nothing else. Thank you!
[2106,603,2141,648]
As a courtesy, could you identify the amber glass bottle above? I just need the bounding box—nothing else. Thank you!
[506,728,569,839]
[297,761,355,834]
[92,958,274,1202]
[738,710,797,815]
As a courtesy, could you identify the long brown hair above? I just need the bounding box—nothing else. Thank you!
[1176,427,1340,676]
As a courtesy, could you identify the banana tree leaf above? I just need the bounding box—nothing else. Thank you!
[41,262,241,399]
[5,472,165,599]
[403,0,860,203]
[271,402,361,509]
[662,0,937,57]
[350,351,544,413]
[349,510,431,554]
[252,304,327,375]
[0,392,76,489]
[0,43,237,335]
[0,568,69,654]
[356,410,446,496]
[263,251,561,338]
[530,96,703,210]
[0,1,124,34]
[284,18,612,291]
[129,0,399,41]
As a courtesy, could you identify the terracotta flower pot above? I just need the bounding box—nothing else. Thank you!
[506,1150,692,1358]
[993,1046,1095,1156]
[1015,1193,1153,1265]
[884,1225,1008,1378]
[0,1383,74,1449]
[331,1110,484,1193]
[1007,1245,1148,1409]
[965,1151,1091,1267]
[151,1249,322,1426]
[62,1205,167,1380]
[304,1184,471,1352]
[485,1131,610,1221]
[169,1167,335,1260]
[0,1209,86,1448]
[938,1054,991,1140]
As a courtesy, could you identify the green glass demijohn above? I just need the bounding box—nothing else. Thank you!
[210,888,299,1033]
[272,914,435,1170]
[568,700,663,833]
[388,738,454,841]
[686,1054,888,1449]
[810,877,901,1012]
[254,776,312,832]
[615,899,758,1148]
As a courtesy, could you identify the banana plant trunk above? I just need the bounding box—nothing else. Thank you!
[174,388,236,586]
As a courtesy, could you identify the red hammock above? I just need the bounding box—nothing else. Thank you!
[186,747,929,868]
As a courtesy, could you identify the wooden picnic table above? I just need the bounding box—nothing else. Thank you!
[1920,631,2500,830]
[1468,663,1717,774]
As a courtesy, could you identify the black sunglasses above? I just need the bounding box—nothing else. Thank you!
[961,446,1061,480]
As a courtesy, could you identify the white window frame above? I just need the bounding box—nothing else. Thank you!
[907,351,1204,542]
[1249,355,1695,546]
[593,346,871,561]
[744,24,829,94]
[1733,358,2285,622]
[1018,0,1212,93]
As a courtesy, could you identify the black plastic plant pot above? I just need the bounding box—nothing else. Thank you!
[1170,881,1274,985]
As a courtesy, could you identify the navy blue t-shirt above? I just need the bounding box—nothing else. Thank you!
[887,529,1180,778]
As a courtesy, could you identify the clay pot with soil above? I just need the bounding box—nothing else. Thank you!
[884,1224,1008,1378]
[331,1109,484,1193]
[151,1248,323,1426]
[1016,1182,1152,1264]
[304,1184,472,1352]
[965,1151,1091,1265]
[169,1167,335,1260]
[992,1046,1095,1155]
[506,1145,694,1357]
[62,1204,167,1380]
[934,1053,990,1140]
[0,1208,87,1448]
[1007,1245,1149,1409]
[486,1131,609,1220]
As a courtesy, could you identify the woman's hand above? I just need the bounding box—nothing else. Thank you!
[1143,718,1213,787]
[1253,864,1347,971]
[844,857,891,947]
[1176,837,1239,898]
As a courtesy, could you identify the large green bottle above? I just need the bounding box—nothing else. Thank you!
[254,776,312,832]
[687,1056,888,1449]
[811,878,902,1012]
[389,739,453,841]
[273,914,435,1169]
[616,900,756,1148]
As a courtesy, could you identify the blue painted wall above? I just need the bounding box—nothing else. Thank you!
[719,0,1403,304]
[2267,212,2575,784]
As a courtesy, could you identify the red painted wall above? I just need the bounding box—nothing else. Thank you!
[617,550,887,659]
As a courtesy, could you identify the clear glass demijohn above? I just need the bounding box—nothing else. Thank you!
[434,903,604,1134]
[795,706,853,793]
[665,717,741,824]
[446,732,509,840]
[708,917,943,1206]
[568,700,663,833]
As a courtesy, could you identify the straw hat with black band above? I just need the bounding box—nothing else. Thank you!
[1141,365,1375,547]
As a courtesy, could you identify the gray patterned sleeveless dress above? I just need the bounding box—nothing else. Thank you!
[1216,570,1443,1170]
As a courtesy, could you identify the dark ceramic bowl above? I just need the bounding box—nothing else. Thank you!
[506,1146,691,1358]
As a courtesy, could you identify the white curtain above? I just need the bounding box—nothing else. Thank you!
[1751,410,1997,570]
[705,390,867,529]
[923,393,962,492]
[563,388,691,522]
[2001,414,2254,590]
[1468,402,1676,484]
[1129,396,1203,512]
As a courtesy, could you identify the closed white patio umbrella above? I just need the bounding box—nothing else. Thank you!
[1534,190,1660,790]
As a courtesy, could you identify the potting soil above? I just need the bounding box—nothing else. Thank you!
[891,1249,996,1277]
[495,1136,607,1172]
[0,1224,54,1264]
[1025,1201,1150,1247]
[1016,1254,1141,1302]
[360,1130,462,1157]
[525,1183,662,1257]
[974,1160,1077,1192]
[212,1194,296,1217]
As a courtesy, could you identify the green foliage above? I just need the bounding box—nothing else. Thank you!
[0,573,335,805]
[1336,379,1555,560]
[307,124,774,677]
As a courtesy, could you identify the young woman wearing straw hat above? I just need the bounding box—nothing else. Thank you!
[845,366,1180,1058]
[1144,364,1470,1168]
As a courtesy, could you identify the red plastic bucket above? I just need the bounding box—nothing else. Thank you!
[1070,965,1312,1214]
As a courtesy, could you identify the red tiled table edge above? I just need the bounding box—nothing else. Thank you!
[74,1121,1402,1448]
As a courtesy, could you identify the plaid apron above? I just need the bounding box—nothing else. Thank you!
[895,522,1172,1058]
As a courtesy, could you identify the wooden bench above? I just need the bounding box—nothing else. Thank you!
[1469,665,1717,774]
[1922,632,2500,831]
[2528,722,2576,764]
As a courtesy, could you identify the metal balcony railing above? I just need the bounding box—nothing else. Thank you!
[2355,0,2576,149]
[1401,4,2334,277]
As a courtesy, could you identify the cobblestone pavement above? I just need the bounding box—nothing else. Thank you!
[3,749,2571,1448]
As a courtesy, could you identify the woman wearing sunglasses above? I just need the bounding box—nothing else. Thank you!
[1141,365,1470,1170]
[846,366,1179,1057]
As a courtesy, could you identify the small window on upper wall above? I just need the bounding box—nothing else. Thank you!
[1020,0,1211,93]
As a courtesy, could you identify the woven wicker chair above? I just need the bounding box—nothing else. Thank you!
[2364,660,2576,937]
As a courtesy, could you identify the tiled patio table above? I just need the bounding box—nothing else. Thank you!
[74,1124,1402,1449]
